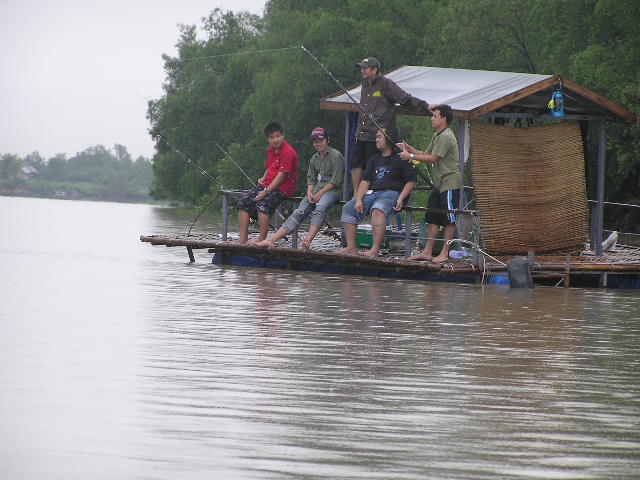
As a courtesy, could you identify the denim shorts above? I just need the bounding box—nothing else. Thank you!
[281,191,340,233]
[237,185,286,219]
[341,190,400,224]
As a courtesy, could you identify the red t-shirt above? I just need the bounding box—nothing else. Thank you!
[264,141,299,197]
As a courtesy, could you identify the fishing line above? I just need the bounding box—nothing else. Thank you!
[447,239,505,266]
[178,46,301,62]
[212,141,257,188]
[156,135,232,193]
[158,135,297,242]
[188,193,218,236]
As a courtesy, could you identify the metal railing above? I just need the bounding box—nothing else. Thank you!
[588,199,640,249]
[219,189,480,260]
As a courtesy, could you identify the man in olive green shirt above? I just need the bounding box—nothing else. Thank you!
[398,105,462,262]
[255,127,344,249]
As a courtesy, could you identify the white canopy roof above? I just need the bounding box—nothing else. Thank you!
[320,66,634,123]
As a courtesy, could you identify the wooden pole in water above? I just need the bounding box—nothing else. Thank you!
[404,209,412,259]
[564,254,571,288]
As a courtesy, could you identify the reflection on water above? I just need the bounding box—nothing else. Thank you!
[1,197,639,480]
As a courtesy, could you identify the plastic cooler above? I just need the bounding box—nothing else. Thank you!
[356,224,391,249]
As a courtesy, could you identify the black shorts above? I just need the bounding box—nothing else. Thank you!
[237,185,286,219]
[425,189,460,226]
[350,140,378,170]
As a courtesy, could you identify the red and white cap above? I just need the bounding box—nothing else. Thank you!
[310,127,328,140]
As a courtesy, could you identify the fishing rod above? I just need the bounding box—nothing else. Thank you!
[212,138,298,229]
[156,135,284,239]
[299,45,435,189]
[213,139,342,243]
[211,140,303,242]
[156,135,229,190]
[300,45,393,143]
[213,141,256,187]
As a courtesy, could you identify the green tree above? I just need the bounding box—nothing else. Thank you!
[147,0,639,231]
[24,151,45,172]
[0,154,24,184]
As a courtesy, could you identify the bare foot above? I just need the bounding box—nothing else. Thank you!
[432,253,449,263]
[232,239,248,245]
[301,236,311,249]
[253,239,274,248]
[409,251,433,261]
[361,248,380,257]
[337,247,358,255]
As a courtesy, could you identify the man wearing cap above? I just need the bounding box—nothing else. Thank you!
[350,56,429,197]
[255,127,345,249]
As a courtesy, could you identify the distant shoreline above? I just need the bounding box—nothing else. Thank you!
[0,184,153,205]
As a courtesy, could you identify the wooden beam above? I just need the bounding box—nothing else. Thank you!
[319,100,360,112]
[595,122,606,256]
[469,76,559,118]
[560,76,636,124]
[320,100,469,120]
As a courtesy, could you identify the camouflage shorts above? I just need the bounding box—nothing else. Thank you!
[237,185,286,219]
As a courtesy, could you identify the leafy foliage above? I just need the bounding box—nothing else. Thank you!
[148,0,639,230]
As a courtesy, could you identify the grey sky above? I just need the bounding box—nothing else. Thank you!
[1,0,266,160]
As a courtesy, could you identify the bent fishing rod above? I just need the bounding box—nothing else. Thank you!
[214,140,341,242]
[299,45,435,189]
[156,135,286,239]
[300,45,392,142]
[215,139,308,233]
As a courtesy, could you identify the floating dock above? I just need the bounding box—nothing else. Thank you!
[140,231,640,289]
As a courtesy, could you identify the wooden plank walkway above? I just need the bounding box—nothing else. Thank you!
[140,231,479,275]
[140,229,640,287]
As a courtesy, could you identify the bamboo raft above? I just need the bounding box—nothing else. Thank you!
[140,230,640,288]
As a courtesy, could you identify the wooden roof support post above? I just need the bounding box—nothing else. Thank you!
[595,121,606,256]
[222,193,229,242]
[343,111,351,201]
[457,118,469,249]
[457,118,469,203]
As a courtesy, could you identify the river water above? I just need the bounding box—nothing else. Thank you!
[1,196,638,480]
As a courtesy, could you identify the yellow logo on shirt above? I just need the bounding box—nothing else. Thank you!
[373,91,382,97]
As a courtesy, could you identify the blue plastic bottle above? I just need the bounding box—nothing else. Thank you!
[550,89,565,118]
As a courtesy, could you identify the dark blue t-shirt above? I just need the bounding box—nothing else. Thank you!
[362,152,417,192]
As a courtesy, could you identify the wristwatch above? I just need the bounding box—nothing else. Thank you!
[409,153,415,160]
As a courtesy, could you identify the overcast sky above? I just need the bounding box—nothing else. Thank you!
[1,0,266,160]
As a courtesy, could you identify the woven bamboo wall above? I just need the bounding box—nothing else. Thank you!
[470,121,589,254]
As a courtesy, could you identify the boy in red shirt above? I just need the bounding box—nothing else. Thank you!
[236,122,299,244]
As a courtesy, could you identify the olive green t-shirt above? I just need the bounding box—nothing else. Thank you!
[427,127,461,192]
[306,147,345,194]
